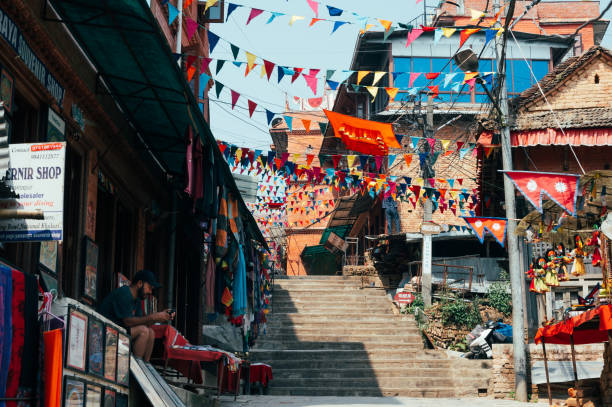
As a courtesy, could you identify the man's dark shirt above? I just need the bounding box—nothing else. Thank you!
[98,285,143,328]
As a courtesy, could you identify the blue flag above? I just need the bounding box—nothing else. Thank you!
[327,6,343,16]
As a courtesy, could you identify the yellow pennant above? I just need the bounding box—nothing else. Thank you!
[441,27,456,38]
[292,153,301,163]
[357,71,371,85]
[470,8,485,21]
[289,16,305,26]
[205,0,219,12]
[365,86,378,101]
[372,71,386,86]
[260,64,267,78]
[463,72,479,83]
[496,27,504,37]
[347,155,357,168]
[441,139,451,152]
[246,52,257,70]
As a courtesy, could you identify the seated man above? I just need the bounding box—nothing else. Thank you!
[99,270,174,361]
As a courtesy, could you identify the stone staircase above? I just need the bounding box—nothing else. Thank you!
[250,275,493,397]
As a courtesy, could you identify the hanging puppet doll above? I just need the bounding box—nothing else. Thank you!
[571,234,587,276]
[555,243,572,282]
[545,249,560,287]
[526,258,537,293]
[534,257,550,293]
[586,231,602,268]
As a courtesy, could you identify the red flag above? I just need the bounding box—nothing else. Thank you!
[231,90,240,109]
[462,216,508,247]
[460,28,481,47]
[503,171,580,215]
[248,100,257,117]
[263,60,275,81]
[425,72,440,80]
[247,8,264,25]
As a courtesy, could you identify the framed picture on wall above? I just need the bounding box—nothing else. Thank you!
[85,383,102,407]
[116,333,130,386]
[82,237,99,302]
[66,308,88,372]
[39,241,58,274]
[104,325,118,382]
[63,376,85,407]
[87,317,105,377]
[103,388,116,407]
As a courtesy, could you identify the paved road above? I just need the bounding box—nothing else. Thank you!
[220,396,544,406]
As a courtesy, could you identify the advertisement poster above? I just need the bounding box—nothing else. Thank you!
[0,142,66,241]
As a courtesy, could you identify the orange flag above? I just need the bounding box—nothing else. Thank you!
[404,154,413,167]
[302,119,312,132]
[385,87,399,100]
[460,28,481,47]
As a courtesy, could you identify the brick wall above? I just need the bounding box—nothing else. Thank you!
[286,230,325,275]
[492,343,605,399]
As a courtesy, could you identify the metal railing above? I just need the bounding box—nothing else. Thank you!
[408,261,476,292]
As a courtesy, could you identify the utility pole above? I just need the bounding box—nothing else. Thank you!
[421,95,434,307]
[494,0,528,401]
[175,0,184,63]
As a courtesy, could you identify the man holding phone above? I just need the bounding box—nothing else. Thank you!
[99,270,175,361]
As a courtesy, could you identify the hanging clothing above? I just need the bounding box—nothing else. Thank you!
[205,254,216,313]
[0,265,12,406]
[20,273,39,391]
[232,244,247,317]
[43,330,63,407]
[6,270,24,406]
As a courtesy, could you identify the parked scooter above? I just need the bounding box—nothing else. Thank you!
[463,320,512,359]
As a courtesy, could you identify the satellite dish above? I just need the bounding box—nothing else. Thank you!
[453,49,480,73]
[601,212,612,239]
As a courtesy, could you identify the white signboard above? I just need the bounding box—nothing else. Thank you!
[0,142,66,241]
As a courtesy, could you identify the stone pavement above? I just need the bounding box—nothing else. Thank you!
[220,396,544,406]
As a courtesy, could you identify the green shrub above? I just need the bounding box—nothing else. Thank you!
[488,271,512,315]
[440,296,481,329]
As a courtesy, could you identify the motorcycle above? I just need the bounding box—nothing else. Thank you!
[463,320,512,359]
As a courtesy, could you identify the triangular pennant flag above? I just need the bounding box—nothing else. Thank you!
[277,66,286,83]
[168,3,179,25]
[284,115,293,131]
[304,74,318,95]
[248,100,257,117]
[460,28,481,47]
[427,85,439,98]
[410,136,420,150]
[309,18,323,27]
[470,8,486,21]
[185,17,199,40]
[326,80,339,90]
[405,28,424,48]
[302,119,312,133]
[226,3,240,21]
[231,90,240,109]
[443,72,458,88]
[388,154,397,167]
[425,72,440,80]
[385,87,399,100]
[265,109,275,126]
[318,122,327,135]
[502,171,580,215]
[365,86,378,100]
[289,15,305,26]
[451,82,462,92]
[378,19,392,31]
[307,0,319,17]
[291,68,303,83]
[326,70,335,80]
[327,5,343,16]
[441,27,456,38]
[372,72,386,86]
[247,8,264,25]
[404,154,413,167]
[441,139,451,152]
[198,73,211,96]
[357,71,370,85]
[434,29,444,45]
[463,72,479,83]
[485,29,496,44]
[214,81,224,98]
[204,0,218,11]
[215,59,225,75]
[462,217,508,246]
[383,26,397,41]
[267,12,284,24]
[245,52,257,70]
[263,60,275,81]
[332,21,348,33]
[208,31,220,54]
[409,72,421,87]
[466,78,476,92]
[347,155,357,168]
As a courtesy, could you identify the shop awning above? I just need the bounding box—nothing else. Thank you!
[478,128,612,147]
[535,305,612,345]
[50,0,267,248]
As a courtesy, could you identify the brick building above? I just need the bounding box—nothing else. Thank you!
[435,0,608,54]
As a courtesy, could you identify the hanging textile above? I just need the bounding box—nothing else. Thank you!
[43,329,63,407]
[0,265,12,406]
[232,244,248,317]
[19,273,38,394]
[6,270,24,406]
[205,246,216,313]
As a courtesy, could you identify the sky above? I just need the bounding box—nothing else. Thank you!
[206,0,612,151]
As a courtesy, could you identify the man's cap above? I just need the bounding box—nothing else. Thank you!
[133,270,161,289]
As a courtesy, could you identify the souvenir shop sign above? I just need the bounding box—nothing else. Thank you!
[0,142,66,241]
[0,6,65,105]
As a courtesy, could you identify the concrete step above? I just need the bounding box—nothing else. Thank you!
[270,306,395,314]
[249,349,447,361]
[272,287,386,293]
[253,341,423,351]
[256,359,457,370]
[264,327,421,336]
[269,377,460,389]
[265,313,413,322]
[271,296,392,305]
[273,367,458,379]
[259,333,423,344]
[271,292,390,301]
[276,276,363,281]
[265,319,416,329]
[265,387,458,397]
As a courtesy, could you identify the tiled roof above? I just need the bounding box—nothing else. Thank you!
[512,107,612,130]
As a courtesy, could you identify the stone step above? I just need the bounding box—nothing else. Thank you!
[269,377,462,389]
[253,340,423,351]
[276,276,363,280]
[259,333,423,344]
[272,367,457,379]
[265,387,458,397]
[256,359,457,370]
[271,296,392,304]
[265,319,416,329]
[265,314,412,323]
[271,293,390,301]
[264,327,420,336]
[270,306,395,314]
[249,349,447,361]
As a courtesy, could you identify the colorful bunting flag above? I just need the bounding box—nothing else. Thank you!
[405,28,424,48]
[231,90,240,109]
[168,3,179,24]
[502,171,580,215]
[248,100,257,117]
[208,31,220,54]
[327,5,343,16]
[462,217,508,247]
[460,28,481,47]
